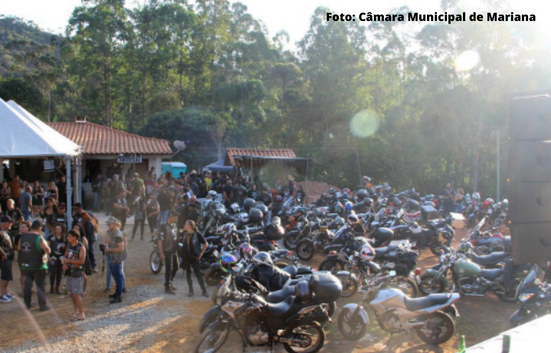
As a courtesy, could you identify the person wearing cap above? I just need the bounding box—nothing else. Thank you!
[0,216,15,303]
[158,211,179,295]
[112,189,130,231]
[156,186,172,231]
[104,217,126,304]
[19,220,51,310]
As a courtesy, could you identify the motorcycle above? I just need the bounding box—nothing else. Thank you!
[408,218,455,256]
[295,222,335,261]
[465,217,508,255]
[418,247,529,302]
[195,274,330,353]
[338,271,460,344]
[509,264,551,327]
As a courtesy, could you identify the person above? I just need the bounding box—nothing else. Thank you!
[57,176,67,206]
[146,193,160,239]
[106,176,118,216]
[42,198,57,237]
[232,180,247,207]
[19,220,51,311]
[46,181,58,204]
[156,186,172,231]
[204,172,212,191]
[112,190,129,231]
[104,217,126,304]
[182,183,193,199]
[247,183,259,200]
[454,188,465,213]
[20,186,33,221]
[15,221,31,294]
[223,179,234,208]
[9,176,21,207]
[131,195,146,241]
[0,216,15,303]
[72,223,90,294]
[178,202,201,230]
[92,174,103,211]
[132,172,145,199]
[62,229,86,321]
[257,186,272,207]
[158,211,179,295]
[73,203,98,272]
[31,181,44,216]
[4,199,23,236]
[48,223,66,294]
[181,220,208,297]
[442,182,455,216]
[294,184,306,205]
[1,181,11,215]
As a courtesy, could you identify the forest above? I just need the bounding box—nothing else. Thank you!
[1,0,551,196]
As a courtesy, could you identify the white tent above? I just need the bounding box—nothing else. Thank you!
[0,98,81,228]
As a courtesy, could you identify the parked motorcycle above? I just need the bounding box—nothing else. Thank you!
[509,264,551,327]
[195,275,330,353]
[338,272,460,344]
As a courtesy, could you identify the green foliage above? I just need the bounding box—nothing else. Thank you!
[0,78,45,116]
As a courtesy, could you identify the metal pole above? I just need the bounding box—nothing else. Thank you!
[66,157,72,231]
[496,130,500,201]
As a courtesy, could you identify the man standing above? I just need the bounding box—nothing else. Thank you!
[4,199,23,236]
[112,190,130,231]
[104,217,125,304]
[132,172,145,199]
[9,176,21,207]
[156,186,172,231]
[442,182,455,216]
[20,186,33,221]
[0,216,15,303]
[57,176,67,205]
[158,211,179,295]
[19,220,51,310]
[223,179,234,208]
[92,174,103,211]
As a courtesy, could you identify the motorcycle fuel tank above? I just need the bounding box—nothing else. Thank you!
[454,258,482,277]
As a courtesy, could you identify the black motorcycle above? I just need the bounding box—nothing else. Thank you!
[509,264,551,327]
[195,275,330,353]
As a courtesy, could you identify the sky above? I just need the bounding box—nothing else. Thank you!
[2,0,551,50]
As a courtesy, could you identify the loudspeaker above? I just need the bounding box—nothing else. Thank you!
[510,96,551,140]
[508,95,551,263]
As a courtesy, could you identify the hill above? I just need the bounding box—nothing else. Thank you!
[0,16,58,76]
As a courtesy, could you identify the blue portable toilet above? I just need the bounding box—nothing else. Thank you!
[162,162,187,177]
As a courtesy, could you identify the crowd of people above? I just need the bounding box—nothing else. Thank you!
[0,166,308,319]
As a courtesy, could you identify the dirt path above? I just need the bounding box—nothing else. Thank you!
[0,218,515,353]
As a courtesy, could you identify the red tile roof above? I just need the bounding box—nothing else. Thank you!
[48,122,172,155]
[225,148,296,167]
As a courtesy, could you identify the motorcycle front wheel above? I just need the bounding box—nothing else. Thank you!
[336,273,359,297]
[204,267,225,287]
[318,258,345,273]
[338,307,368,341]
[416,311,455,345]
[296,240,315,261]
[284,231,300,250]
[419,274,446,295]
[194,324,230,353]
[283,324,325,353]
[149,250,162,274]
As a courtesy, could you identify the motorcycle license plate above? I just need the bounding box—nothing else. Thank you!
[212,250,219,259]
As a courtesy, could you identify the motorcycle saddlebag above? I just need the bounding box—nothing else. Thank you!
[312,273,342,303]
[422,205,438,222]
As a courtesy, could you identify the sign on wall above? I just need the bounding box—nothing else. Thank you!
[118,153,142,163]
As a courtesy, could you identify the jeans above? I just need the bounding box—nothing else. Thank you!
[132,219,145,240]
[164,252,179,288]
[105,255,112,289]
[23,269,47,309]
[455,204,463,213]
[22,211,32,221]
[88,241,97,269]
[156,210,169,231]
[110,261,124,299]
[93,192,99,210]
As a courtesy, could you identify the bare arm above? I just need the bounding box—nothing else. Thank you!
[39,236,51,255]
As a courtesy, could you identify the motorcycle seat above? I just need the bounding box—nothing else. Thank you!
[283,265,298,277]
[469,252,508,266]
[375,247,389,256]
[265,286,294,303]
[403,293,452,311]
[480,268,503,280]
[265,296,299,318]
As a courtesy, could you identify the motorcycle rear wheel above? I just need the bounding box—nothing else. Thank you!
[416,311,455,345]
[204,267,225,287]
[419,274,446,295]
[284,232,299,250]
[318,258,345,272]
[296,240,315,261]
[194,324,230,353]
[338,307,368,341]
[149,251,163,274]
[283,324,325,353]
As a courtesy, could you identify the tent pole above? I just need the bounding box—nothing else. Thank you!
[66,157,73,230]
[77,157,82,203]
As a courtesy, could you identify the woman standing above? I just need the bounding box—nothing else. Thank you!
[32,181,44,217]
[294,184,307,205]
[72,224,90,294]
[1,181,11,215]
[146,193,160,238]
[181,220,208,297]
[454,188,465,213]
[62,230,86,321]
[46,181,58,204]
[42,198,57,237]
[48,223,66,294]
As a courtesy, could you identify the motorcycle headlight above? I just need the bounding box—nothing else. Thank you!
[518,293,535,303]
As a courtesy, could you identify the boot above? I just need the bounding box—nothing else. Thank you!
[55,285,61,295]
[170,283,177,291]
[165,287,176,295]
[187,290,194,297]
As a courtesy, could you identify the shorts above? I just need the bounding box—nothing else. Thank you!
[0,259,13,281]
[66,276,84,295]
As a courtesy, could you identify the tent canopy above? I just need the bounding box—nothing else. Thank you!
[0,99,80,158]
[203,159,233,173]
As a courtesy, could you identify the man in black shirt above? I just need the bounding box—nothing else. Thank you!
[257,188,272,207]
[223,180,234,208]
[57,176,67,205]
[0,216,15,303]
[232,180,247,208]
[158,211,179,294]
[156,186,172,231]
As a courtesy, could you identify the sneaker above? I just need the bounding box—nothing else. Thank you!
[0,295,12,303]
[108,294,117,299]
[39,306,51,312]
[6,293,15,299]
[110,297,122,304]
[92,268,99,273]
[165,287,176,295]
